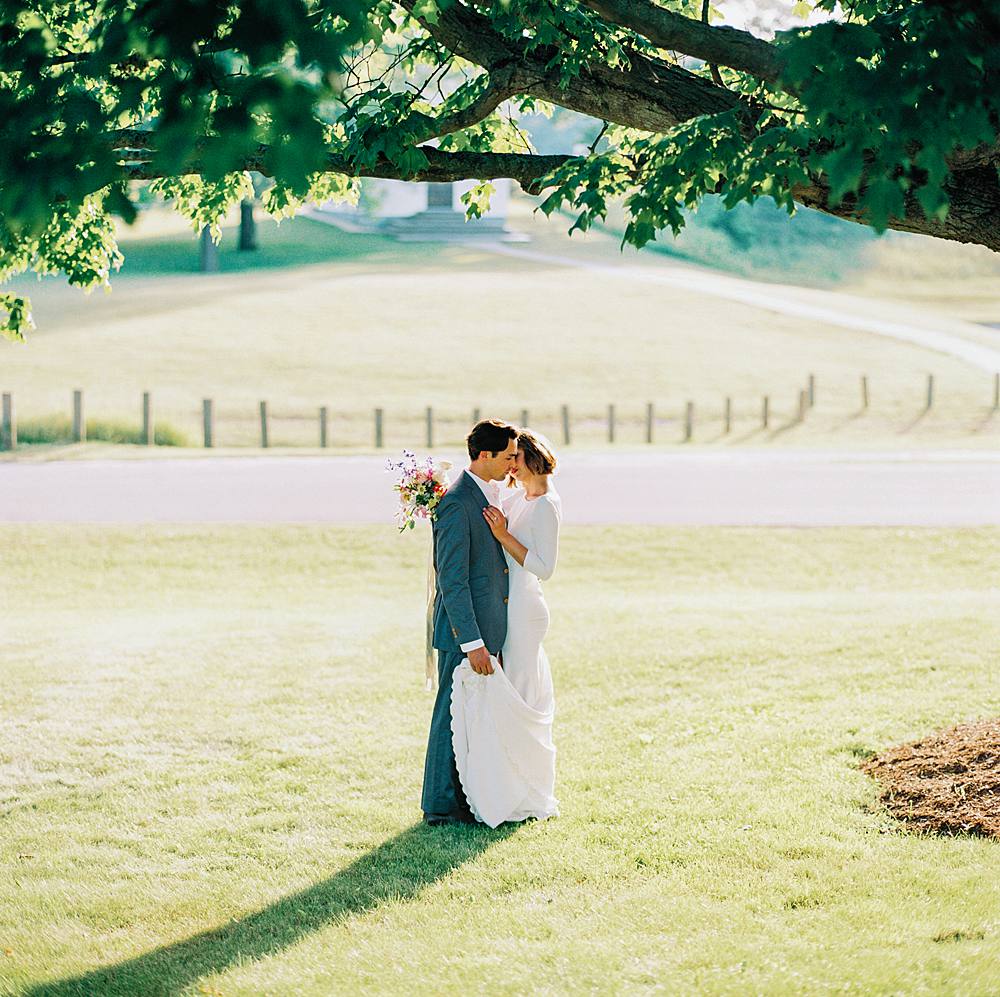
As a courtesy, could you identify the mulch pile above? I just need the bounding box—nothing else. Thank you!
[861,718,1000,838]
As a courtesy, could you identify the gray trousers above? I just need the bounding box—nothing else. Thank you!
[420,650,471,818]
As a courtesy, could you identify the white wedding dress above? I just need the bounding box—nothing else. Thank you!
[451,487,562,828]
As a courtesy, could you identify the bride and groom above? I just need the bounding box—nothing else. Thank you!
[422,419,562,828]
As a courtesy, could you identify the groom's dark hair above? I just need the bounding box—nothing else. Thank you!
[467,419,518,460]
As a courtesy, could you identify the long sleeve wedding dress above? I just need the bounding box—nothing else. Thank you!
[450,487,562,828]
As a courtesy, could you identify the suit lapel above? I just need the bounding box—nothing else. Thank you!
[459,470,489,509]
[460,471,504,555]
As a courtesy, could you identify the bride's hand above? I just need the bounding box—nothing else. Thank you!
[483,505,509,540]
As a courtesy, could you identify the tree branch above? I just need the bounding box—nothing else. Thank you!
[399,0,749,134]
[400,65,521,144]
[120,145,572,195]
[793,166,1000,252]
[108,2,1000,253]
[578,0,783,85]
[701,0,726,88]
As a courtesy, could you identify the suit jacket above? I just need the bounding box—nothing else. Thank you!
[431,471,509,655]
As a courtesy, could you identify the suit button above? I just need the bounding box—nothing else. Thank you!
[503,597,509,604]
[503,568,509,574]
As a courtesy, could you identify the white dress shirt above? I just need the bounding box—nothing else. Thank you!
[459,469,500,654]
[465,468,500,505]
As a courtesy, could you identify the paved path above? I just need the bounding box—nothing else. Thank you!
[2,451,999,525]
[484,245,1000,374]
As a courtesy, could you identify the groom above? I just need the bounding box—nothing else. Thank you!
[421,419,519,826]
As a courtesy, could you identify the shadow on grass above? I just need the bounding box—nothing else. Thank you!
[972,408,998,433]
[767,416,806,440]
[26,821,517,997]
[729,424,766,445]
[897,406,931,433]
[830,408,870,431]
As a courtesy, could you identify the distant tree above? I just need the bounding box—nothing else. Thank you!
[199,224,219,272]
[238,197,257,252]
[237,173,268,253]
[2,0,998,340]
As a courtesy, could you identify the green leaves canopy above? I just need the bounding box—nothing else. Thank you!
[2,0,999,340]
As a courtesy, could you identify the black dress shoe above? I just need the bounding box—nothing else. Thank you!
[423,814,456,826]
[423,811,477,826]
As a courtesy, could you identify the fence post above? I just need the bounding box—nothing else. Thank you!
[861,375,869,410]
[684,401,694,442]
[472,407,481,425]
[73,389,85,442]
[645,402,654,444]
[202,399,214,448]
[425,406,434,449]
[319,406,328,448]
[375,407,384,448]
[762,395,770,430]
[142,391,153,445]
[724,397,732,434]
[798,389,808,423]
[561,404,571,446]
[1,392,14,451]
[520,408,529,428]
[259,401,269,448]
[994,373,999,411]
[607,404,616,443]
[926,374,934,411]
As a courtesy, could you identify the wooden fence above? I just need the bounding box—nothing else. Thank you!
[3,373,1000,451]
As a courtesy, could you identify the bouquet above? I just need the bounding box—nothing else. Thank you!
[386,450,452,532]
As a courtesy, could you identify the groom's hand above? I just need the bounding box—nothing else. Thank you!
[468,646,493,675]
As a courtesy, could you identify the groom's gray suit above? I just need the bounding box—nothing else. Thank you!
[421,470,509,820]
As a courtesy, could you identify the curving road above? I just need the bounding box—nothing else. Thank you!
[1,450,999,526]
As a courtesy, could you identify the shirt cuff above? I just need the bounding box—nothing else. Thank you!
[459,638,485,653]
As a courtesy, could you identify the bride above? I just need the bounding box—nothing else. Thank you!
[450,429,562,828]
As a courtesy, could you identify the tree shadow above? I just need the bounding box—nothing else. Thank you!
[26,821,517,997]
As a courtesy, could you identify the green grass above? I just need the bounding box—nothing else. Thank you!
[592,195,881,286]
[112,212,433,277]
[13,415,188,447]
[843,232,1000,328]
[2,525,998,995]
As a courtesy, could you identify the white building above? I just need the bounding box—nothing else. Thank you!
[309,178,528,242]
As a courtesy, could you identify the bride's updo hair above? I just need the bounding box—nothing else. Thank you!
[518,429,557,475]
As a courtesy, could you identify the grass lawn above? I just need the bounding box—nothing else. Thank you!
[842,230,1000,329]
[2,206,999,452]
[2,525,999,995]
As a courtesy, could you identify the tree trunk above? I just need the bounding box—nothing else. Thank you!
[238,198,258,251]
[199,226,218,273]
